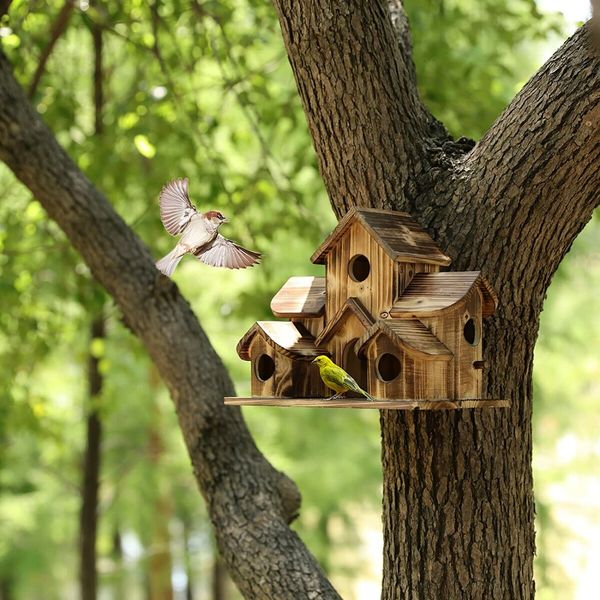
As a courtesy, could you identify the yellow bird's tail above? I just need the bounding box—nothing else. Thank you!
[357,386,375,402]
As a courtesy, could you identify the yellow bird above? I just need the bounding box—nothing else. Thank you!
[312,355,375,401]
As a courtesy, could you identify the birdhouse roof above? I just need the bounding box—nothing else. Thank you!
[355,319,453,361]
[270,276,326,318]
[311,207,452,266]
[390,271,497,318]
[315,297,374,347]
[237,321,325,361]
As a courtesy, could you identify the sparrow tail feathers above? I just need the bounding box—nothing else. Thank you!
[156,247,184,277]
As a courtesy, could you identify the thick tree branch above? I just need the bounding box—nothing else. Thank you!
[386,1,418,90]
[413,24,600,317]
[272,0,432,214]
[0,50,340,599]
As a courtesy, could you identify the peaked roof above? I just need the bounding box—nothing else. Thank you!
[390,272,497,318]
[355,319,452,361]
[311,207,452,266]
[270,276,326,318]
[315,297,374,347]
[237,321,325,361]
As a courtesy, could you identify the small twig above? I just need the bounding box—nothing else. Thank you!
[0,242,68,256]
[28,0,76,99]
[91,18,103,135]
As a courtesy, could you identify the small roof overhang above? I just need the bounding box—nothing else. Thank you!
[270,276,326,318]
[390,272,497,319]
[237,321,326,361]
[310,207,452,267]
[355,319,453,361]
[315,297,374,347]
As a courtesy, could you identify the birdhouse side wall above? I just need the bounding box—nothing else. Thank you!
[419,290,483,399]
[325,221,397,321]
[249,337,326,398]
[365,335,450,400]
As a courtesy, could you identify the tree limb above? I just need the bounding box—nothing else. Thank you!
[386,1,418,90]
[0,50,340,599]
[28,0,76,99]
[272,0,432,214]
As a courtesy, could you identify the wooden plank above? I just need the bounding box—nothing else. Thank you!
[270,276,326,317]
[356,319,453,361]
[224,397,510,410]
[311,207,451,266]
[359,210,452,266]
[237,321,324,361]
[391,272,497,318]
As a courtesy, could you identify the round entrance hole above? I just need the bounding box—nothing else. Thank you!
[255,354,275,381]
[348,254,370,282]
[376,353,401,383]
[463,318,480,346]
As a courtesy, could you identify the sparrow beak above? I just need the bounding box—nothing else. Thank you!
[221,217,229,223]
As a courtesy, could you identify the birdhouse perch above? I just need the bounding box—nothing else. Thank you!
[225,208,508,410]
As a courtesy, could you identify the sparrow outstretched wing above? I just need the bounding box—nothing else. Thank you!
[159,178,197,235]
[195,234,261,269]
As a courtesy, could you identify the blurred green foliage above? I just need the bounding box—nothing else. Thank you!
[0,1,597,599]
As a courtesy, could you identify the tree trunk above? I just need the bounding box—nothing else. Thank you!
[80,315,104,600]
[182,519,195,600]
[271,2,599,598]
[0,1,598,598]
[111,526,126,600]
[79,24,106,600]
[0,576,14,600]
[211,552,228,600]
[147,366,174,600]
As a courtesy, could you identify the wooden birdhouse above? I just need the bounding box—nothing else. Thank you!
[226,208,507,410]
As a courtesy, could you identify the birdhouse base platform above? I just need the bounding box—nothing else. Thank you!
[224,397,509,410]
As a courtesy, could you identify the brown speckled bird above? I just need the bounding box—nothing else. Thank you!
[155,178,261,276]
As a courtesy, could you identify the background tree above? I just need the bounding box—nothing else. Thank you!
[0,1,598,599]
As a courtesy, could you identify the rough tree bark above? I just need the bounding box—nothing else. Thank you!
[271,1,599,598]
[0,45,337,600]
[0,2,598,599]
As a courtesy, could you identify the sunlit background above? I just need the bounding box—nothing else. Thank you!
[0,1,597,599]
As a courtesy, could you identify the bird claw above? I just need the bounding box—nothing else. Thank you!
[327,393,343,401]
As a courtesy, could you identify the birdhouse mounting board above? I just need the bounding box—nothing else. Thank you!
[227,208,508,410]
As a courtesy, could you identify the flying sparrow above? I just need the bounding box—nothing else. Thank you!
[155,178,261,276]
